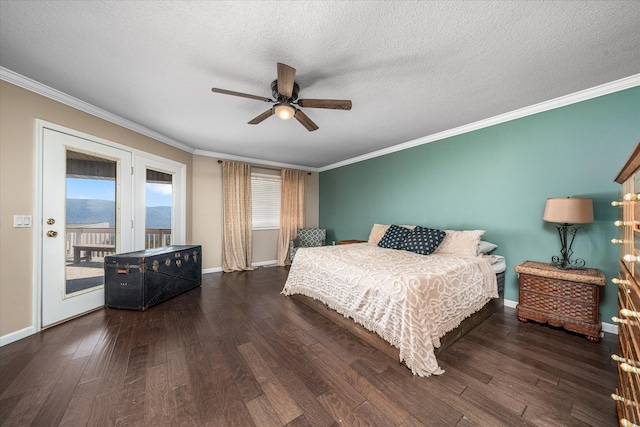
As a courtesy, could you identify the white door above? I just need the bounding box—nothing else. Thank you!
[41,128,132,327]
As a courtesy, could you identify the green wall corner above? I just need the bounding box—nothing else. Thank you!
[319,86,640,323]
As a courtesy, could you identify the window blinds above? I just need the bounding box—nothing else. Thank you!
[251,173,281,229]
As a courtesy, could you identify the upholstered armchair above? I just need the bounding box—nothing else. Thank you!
[290,228,327,261]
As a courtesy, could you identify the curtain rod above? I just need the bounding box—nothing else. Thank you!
[217,159,311,175]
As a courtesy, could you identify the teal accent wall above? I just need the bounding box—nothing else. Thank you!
[319,86,640,323]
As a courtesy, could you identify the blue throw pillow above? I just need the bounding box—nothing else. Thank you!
[378,224,411,249]
[401,225,446,255]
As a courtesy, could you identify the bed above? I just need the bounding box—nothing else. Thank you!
[281,225,504,377]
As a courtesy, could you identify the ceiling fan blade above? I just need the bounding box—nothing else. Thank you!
[248,109,274,124]
[294,109,319,132]
[211,88,272,103]
[297,99,352,110]
[277,63,296,98]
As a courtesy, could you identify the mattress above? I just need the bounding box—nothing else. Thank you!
[487,255,506,294]
[491,255,506,273]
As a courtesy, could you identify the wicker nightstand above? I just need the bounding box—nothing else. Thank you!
[514,261,605,342]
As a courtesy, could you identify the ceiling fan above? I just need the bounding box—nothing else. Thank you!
[211,63,352,131]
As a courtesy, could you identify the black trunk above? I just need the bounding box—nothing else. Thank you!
[104,245,202,310]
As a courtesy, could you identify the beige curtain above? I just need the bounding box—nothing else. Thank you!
[221,161,254,272]
[277,169,307,265]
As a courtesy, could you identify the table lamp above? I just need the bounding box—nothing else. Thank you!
[543,197,594,269]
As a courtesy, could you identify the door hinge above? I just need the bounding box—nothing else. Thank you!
[131,166,134,175]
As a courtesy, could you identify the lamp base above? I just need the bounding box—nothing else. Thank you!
[551,224,587,270]
[550,255,586,270]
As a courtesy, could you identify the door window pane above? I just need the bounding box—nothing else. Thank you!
[145,169,172,248]
[65,151,116,296]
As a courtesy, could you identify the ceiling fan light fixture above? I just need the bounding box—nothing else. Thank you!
[273,103,296,120]
[211,62,350,131]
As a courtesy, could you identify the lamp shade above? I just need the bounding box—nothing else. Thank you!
[543,197,594,224]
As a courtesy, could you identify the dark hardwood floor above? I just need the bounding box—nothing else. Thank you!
[0,266,618,426]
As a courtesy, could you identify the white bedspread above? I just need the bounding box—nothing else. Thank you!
[281,243,498,377]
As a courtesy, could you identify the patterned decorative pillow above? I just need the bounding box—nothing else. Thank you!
[377,224,411,249]
[368,224,416,245]
[401,226,446,255]
[432,230,486,257]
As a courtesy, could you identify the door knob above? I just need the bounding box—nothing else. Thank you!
[47,230,58,237]
[46,218,55,225]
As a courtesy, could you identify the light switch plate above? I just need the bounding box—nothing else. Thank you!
[13,215,32,228]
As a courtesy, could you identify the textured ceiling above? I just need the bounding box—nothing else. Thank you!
[1,1,639,169]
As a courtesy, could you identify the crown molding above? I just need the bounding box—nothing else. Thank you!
[1,66,318,170]
[193,149,318,172]
[0,67,195,154]
[318,74,640,172]
[3,66,637,172]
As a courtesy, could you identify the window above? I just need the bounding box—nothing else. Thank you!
[145,169,173,249]
[133,155,186,251]
[252,172,281,229]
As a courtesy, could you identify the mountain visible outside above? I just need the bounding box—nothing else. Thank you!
[66,199,171,228]
[66,178,172,229]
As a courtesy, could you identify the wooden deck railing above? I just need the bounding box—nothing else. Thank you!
[65,227,172,261]
[145,228,172,248]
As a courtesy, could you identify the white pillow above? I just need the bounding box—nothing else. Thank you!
[432,230,486,257]
[368,224,390,244]
[478,240,498,255]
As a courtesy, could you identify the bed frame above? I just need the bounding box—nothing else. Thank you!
[289,271,505,362]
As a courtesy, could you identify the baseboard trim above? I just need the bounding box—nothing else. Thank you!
[0,326,34,347]
[601,322,618,335]
[252,260,278,268]
[504,298,518,309]
[202,261,278,274]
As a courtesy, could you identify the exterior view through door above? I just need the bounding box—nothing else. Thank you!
[65,151,118,294]
[41,128,132,327]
